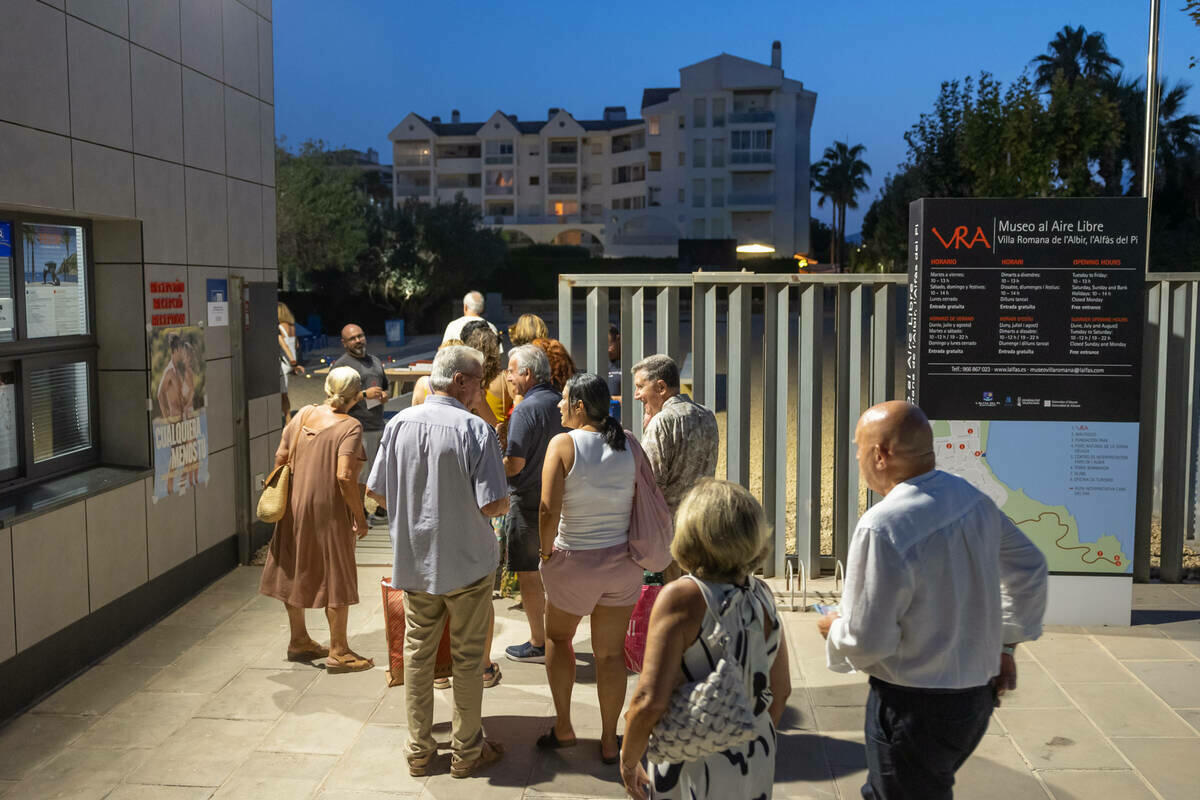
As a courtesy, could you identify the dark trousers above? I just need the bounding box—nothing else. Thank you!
[862,677,995,800]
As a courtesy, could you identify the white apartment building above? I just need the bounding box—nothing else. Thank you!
[387,42,817,258]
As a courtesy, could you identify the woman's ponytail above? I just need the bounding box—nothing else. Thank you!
[601,415,626,451]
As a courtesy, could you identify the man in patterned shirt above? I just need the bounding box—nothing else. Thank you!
[632,354,719,581]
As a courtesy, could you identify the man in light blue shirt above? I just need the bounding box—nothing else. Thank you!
[367,345,509,779]
[819,401,1047,800]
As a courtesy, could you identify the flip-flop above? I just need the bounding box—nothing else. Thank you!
[286,644,329,662]
[451,739,505,779]
[483,662,502,688]
[536,728,577,750]
[326,653,374,674]
[434,676,452,690]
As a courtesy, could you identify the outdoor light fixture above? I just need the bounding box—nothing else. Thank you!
[793,252,815,268]
[736,243,775,254]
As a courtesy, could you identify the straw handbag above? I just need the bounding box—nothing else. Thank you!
[256,406,313,523]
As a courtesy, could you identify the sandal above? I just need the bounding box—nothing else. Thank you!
[408,752,433,777]
[600,734,623,765]
[451,739,505,779]
[286,643,329,662]
[434,676,452,690]
[536,727,577,750]
[326,652,374,673]
[482,662,502,688]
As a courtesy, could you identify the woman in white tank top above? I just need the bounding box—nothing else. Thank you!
[537,372,643,765]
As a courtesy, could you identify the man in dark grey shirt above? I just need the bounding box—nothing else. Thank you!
[333,324,389,513]
[502,344,567,663]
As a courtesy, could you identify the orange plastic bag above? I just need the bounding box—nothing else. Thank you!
[381,577,454,688]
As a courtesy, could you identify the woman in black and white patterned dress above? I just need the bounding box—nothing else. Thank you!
[619,479,791,800]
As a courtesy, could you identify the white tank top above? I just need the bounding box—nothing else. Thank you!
[556,429,636,551]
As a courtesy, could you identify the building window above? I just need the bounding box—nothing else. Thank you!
[648,152,662,172]
[692,179,706,208]
[529,175,540,186]
[484,140,514,164]
[395,142,431,166]
[648,116,661,136]
[588,203,602,218]
[678,151,686,167]
[712,138,726,167]
[678,188,686,203]
[692,139,706,168]
[691,218,706,237]
[590,172,602,188]
[648,187,662,206]
[550,201,579,217]
[712,98,726,127]
[730,130,773,163]
[712,178,725,207]
[693,98,706,128]
[612,164,645,185]
[0,216,98,486]
[678,114,685,129]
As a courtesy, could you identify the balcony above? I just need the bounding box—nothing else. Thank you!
[727,193,775,206]
[484,214,595,226]
[609,234,677,246]
[729,151,774,166]
[547,183,578,196]
[484,154,513,165]
[395,185,430,196]
[729,110,775,124]
[548,152,578,164]
[395,155,431,167]
[484,184,514,196]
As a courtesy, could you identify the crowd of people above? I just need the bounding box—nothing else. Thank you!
[260,291,1049,799]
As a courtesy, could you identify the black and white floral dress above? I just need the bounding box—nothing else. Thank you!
[648,575,782,800]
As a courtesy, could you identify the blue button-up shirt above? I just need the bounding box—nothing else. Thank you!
[367,395,507,595]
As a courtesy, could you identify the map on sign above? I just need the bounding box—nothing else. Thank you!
[933,420,1137,574]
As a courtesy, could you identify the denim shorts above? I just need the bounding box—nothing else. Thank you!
[539,542,642,616]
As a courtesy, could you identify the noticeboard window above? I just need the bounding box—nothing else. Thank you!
[22,223,89,338]
[0,212,98,488]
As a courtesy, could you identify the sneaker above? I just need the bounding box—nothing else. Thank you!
[367,514,389,528]
[504,641,546,663]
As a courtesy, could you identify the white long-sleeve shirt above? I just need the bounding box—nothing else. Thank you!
[826,469,1048,689]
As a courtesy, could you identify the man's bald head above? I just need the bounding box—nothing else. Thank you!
[854,401,936,495]
[341,324,366,357]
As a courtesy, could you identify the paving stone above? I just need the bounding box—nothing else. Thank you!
[103,625,210,667]
[8,747,146,799]
[305,664,389,699]
[126,718,272,787]
[34,664,161,716]
[996,708,1124,769]
[525,742,627,798]
[107,786,214,799]
[207,566,268,595]
[1029,640,1134,684]
[74,691,209,749]
[954,734,1048,800]
[1088,627,1194,660]
[1176,708,1200,731]
[211,751,337,799]
[0,714,94,780]
[1061,681,1197,737]
[315,792,420,800]
[1113,737,1200,800]
[1040,769,1157,800]
[196,667,318,721]
[772,731,840,799]
[801,657,869,706]
[995,661,1072,708]
[163,592,251,628]
[259,693,378,755]
[145,647,249,694]
[321,724,429,794]
[1124,660,1200,708]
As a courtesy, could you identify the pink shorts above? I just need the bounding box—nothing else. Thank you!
[539,542,643,616]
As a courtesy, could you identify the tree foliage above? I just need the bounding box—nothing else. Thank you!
[813,141,871,270]
[856,25,1200,273]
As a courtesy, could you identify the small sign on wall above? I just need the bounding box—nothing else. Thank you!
[206,278,228,327]
[149,279,186,328]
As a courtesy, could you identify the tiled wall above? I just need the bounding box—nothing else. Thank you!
[0,0,280,659]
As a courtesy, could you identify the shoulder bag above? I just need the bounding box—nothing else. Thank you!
[625,431,674,572]
[257,406,314,523]
[646,577,758,763]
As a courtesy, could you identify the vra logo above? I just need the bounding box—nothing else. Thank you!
[931,225,992,249]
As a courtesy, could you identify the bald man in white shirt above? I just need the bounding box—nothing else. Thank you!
[819,401,1047,800]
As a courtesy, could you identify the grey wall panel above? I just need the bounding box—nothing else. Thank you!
[95,263,148,371]
[0,0,70,135]
[146,479,197,578]
[66,17,132,150]
[12,504,88,651]
[86,481,148,610]
[195,446,235,551]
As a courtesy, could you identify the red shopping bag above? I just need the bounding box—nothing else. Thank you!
[381,577,453,688]
[624,584,663,673]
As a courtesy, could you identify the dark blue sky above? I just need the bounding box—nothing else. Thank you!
[274,0,1197,234]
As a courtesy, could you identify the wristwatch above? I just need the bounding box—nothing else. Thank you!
[540,550,552,561]
[1001,644,1016,656]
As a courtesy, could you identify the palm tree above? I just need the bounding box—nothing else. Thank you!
[1033,25,1122,92]
[1097,72,1143,195]
[815,142,871,271]
[811,160,838,267]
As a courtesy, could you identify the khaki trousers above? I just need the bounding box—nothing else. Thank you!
[403,570,494,763]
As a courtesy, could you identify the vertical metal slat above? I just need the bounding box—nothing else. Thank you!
[656,286,680,363]
[1161,281,1191,582]
[727,284,752,487]
[619,287,637,434]
[797,285,824,577]
[585,287,609,376]
[558,279,573,358]
[692,284,708,407]
[1135,282,1163,581]
[630,287,647,436]
[833,284,852,567]
[869,282,895,508]
[704,285,718,414]
[844,285,865,560]
[762,285,789,577]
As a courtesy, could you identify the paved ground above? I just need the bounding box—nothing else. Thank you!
[1,569,1198,799]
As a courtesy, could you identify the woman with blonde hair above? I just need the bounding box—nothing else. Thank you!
[259,365,373,673]
[277,302,306,422]
[619,479,791,799]
[508,313,549,347]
